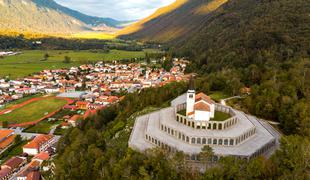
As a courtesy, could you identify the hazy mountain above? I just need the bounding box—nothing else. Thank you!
[0,0,126,36]
[32,0,128,28]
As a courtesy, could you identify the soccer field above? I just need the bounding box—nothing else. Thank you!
[0,98,68,125]
[0,50,146,79]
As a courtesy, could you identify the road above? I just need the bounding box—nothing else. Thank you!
[0,127,60,140]
[220,96,241,106]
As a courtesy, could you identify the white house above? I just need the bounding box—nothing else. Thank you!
[23,135,55,156]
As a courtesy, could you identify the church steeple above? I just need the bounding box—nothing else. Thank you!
[189,75,195,90]
[186,75,196,116]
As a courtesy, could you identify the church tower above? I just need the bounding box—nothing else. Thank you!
[186,76,195,116]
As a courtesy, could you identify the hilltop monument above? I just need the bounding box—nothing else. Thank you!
[129,77,280,161]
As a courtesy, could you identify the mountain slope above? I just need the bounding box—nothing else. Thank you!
[117,0,228,43]
[0,0,125,36]
[32,0,126,28]
[0,0,89,35]
[119,0,309,67]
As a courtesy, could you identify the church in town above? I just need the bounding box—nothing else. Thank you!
[129,77,280,161]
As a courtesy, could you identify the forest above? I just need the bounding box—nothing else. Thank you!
[0,35,144,51]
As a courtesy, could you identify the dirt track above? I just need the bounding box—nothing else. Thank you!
[0,97,73,127]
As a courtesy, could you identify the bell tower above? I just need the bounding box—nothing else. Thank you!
[186,76,195,116]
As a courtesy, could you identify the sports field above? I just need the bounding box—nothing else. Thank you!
[0,50,145,79]
[0,98,68,124]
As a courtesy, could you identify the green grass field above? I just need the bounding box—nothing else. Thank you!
[0,98,67,124]
[211,111,231,121]
[0,50,146,79]
[209,91,230,102]
[24,120,62,134]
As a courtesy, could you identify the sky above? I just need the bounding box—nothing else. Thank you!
[55,0,176,21]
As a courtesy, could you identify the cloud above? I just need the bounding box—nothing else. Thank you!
[55,0,176,20]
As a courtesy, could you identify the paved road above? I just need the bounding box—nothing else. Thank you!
[220,96,241,106]
[0,127,61,140]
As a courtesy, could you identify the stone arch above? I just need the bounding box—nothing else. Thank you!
[213,123,217,130]
[230,139,234,146]
[219,139,223,145]
[213,139,217,145]
[197,138,201,144]
[191,138,196,144]
[224,139,228,145]
[219,123,222,130]
[202,138,206,144]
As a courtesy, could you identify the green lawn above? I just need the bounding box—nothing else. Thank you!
[177,109,187,116]
[211,111,231,121]
[24,120,62,134]
[0,50,146,79]
[0,98,67,124]
[209,91,230,102]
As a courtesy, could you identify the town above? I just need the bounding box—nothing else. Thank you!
[0,58,188,179]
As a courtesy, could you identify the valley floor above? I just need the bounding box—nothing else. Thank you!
[0,50,145,79]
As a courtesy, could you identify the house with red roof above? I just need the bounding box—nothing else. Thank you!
[68,115,81,127]
[23,135,55,156]
[0,129,16,151]
[76,101,89,110]
[0,156,26,180]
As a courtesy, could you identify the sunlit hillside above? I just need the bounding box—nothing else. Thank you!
[117,0,228,43]
[117,0,188,36]
[71,32,116,40]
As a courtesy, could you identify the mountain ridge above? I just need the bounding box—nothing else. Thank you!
[0,0,128,36]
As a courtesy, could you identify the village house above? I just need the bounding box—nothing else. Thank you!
[0,156,26,180]
[0,129,16,151]
[23,135,55,156]
[68,115,81,127]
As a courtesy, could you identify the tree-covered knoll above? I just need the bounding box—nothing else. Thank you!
[53,0,309,179]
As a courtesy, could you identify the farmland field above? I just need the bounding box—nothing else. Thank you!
[0,98,68,124]
[0,50,146,79]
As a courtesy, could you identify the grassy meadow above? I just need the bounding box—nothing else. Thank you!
[0,98,67,124]
[0,50,146,79]
[24,120,62,134]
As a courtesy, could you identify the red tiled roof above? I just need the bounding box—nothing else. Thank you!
[194,102,210,112]
[3,156,24,169]
[195,92,214,104]
[23,135,53,150]
[0,130,14,141]
[0,167,10,178]
[69,115,80,122]
[26,171,41,180]
[0,134,16,149]
[34,152,49,161]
